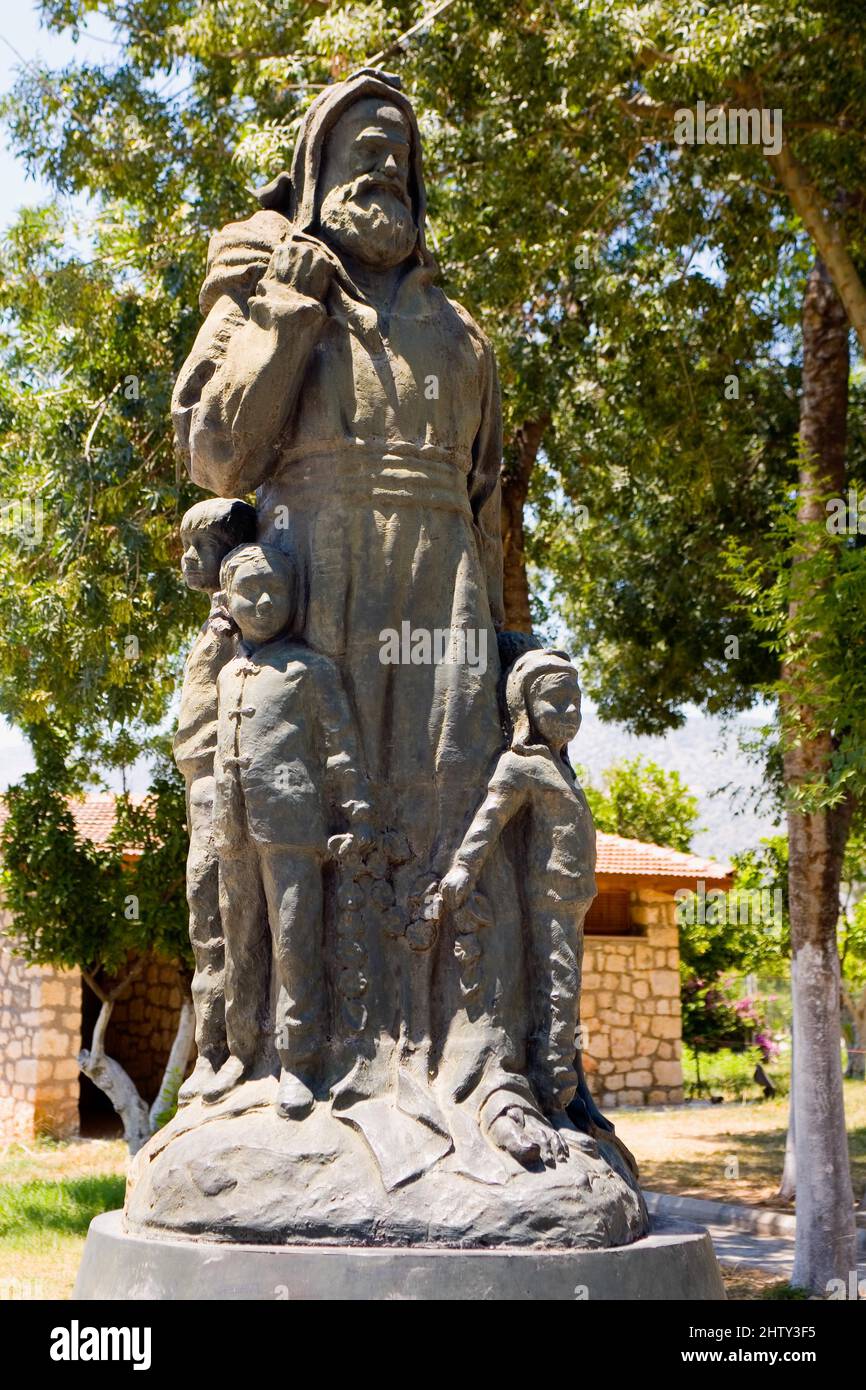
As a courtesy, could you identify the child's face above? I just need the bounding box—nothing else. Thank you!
[181,529,225,593]
[529,672,582,749]
[226,559,294,644]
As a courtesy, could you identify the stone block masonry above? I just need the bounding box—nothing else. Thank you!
[582,887,684,1107]
[0,923,81,1141]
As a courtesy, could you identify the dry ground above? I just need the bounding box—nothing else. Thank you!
[614,1080,866,1209]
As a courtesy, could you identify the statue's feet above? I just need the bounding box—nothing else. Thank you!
[202,1055,251,1104]
[489,1107,541,1164]
[526,1110,570,1164]
[276,1069,314,1120]
[177,1055,221,1106]
[489,1105,570,1167]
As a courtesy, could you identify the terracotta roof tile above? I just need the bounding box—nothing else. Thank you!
[596,831,731,884]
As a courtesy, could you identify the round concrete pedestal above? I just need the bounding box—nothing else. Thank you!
[73,1211,726,1300]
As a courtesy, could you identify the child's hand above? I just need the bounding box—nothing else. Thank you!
[350,822,376,856]
[440,864,472,911]
[329,824,376,863]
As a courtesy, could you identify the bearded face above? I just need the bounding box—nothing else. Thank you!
[316,99,418,270]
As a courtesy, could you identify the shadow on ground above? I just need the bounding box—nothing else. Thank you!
[636,1117,865,1207]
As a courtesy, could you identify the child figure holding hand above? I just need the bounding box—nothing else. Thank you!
[206,543,374,1118]
[439,649,596,1119]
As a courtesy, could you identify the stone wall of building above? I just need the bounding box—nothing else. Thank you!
[103,956,188,1104]
[581,886,683,1107]
[0,927,81,1141]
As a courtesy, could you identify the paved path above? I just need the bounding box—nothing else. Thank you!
[646,1190,865,1282]
[705,1223,800,1277]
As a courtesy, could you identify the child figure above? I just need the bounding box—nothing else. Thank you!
[439,649,596,1118]
[205,543,374,1118]
[174,497,257,1105]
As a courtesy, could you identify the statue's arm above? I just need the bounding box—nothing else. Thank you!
[450,760,525,886]
[172,278,327,498]
[467,335,505,630]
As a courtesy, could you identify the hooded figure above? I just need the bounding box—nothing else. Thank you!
[171,70,557,1183]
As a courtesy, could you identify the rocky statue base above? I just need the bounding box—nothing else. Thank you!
[121,1079,647,1249]
[75,1210,725,1301]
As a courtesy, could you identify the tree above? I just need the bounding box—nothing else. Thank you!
[0,736,191,1152]
[583,755,700,852]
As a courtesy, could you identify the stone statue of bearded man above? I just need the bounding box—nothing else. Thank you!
[145,68,648,1247]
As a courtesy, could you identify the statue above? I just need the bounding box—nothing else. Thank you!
[173,497,256,1106]
[126,67,649,1252]
[207,541,374,1118]
[439,650,596,1127]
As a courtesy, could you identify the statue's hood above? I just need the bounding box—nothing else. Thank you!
[255,67,433,270]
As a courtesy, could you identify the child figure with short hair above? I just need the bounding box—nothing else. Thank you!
[205,543,374,1119]
[174,497,257,1104]
[439,649,596,1120]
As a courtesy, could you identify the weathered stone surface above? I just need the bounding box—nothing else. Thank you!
[126,1082,646,1250]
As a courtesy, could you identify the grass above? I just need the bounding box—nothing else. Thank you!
[683,1044,792,1101]
[0,1138,127,1299]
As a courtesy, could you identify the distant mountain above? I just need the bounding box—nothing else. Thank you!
[572,701,780,862]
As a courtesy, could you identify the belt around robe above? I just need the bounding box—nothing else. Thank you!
[269,440,475,517]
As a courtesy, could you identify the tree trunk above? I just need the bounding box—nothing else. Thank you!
[78,997,152,1154]
[777,1039,796,1202]
[767,138,866,357]
[149,997,195,1129]
[500,415,549,632]
[78,974,195,1154]
[783,259,856,1292]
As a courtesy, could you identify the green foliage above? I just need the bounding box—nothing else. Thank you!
[679,834,790,979]
[151,1066,184,1131]
[681,1042,790,1101]
[0,735,189,979]
[725,448,866,817]
[682,980,757,1057]
[583,755,700,851]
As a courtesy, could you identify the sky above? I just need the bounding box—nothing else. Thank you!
[0,4,780,855]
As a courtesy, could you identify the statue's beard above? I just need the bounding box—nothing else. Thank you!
[318,178,418,269]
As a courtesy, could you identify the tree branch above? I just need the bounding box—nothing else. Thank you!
[766,137,866,356]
